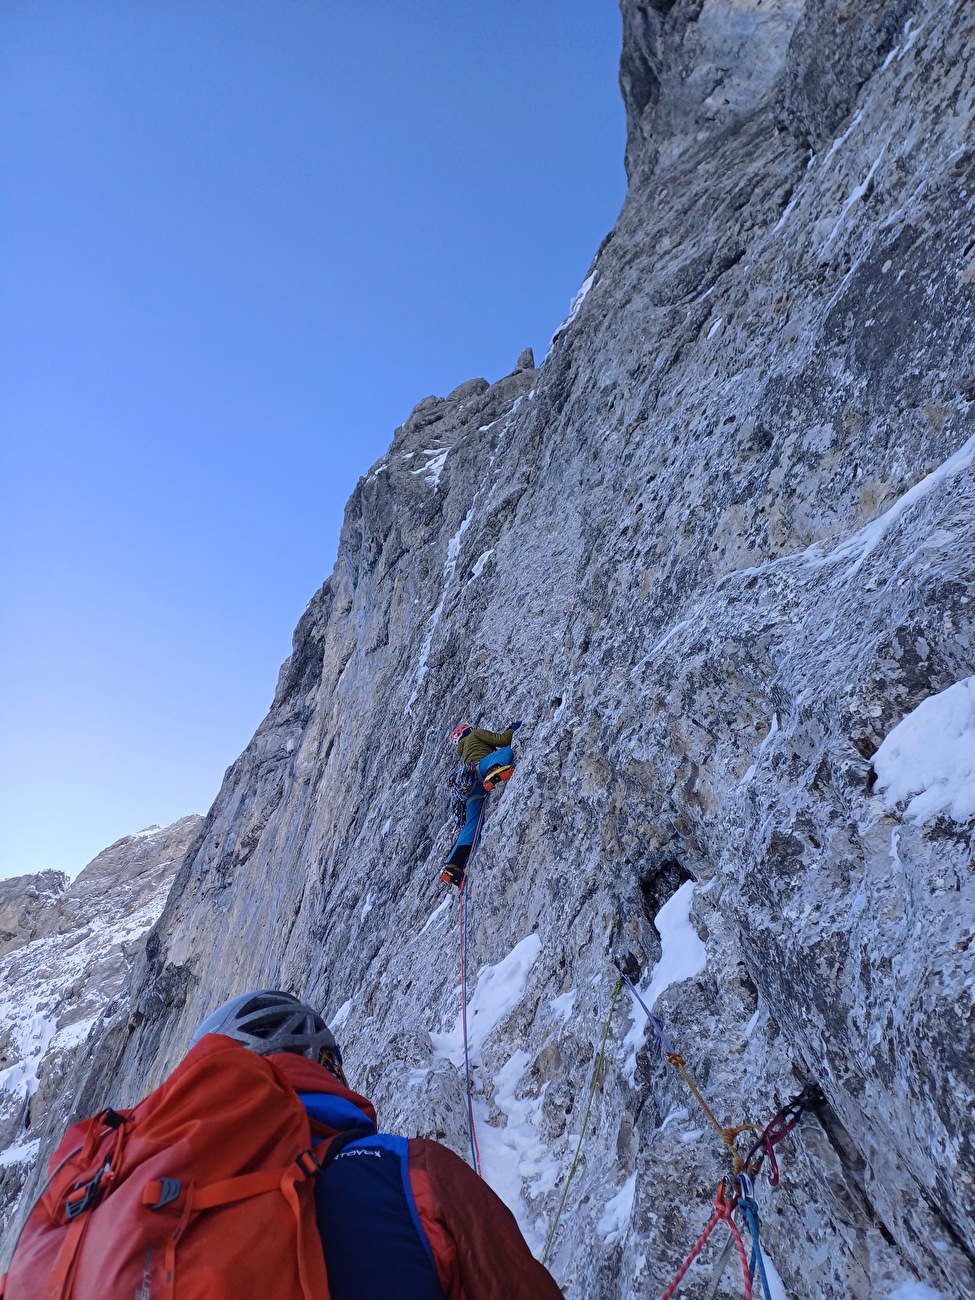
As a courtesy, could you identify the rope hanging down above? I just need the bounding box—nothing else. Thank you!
[737,1174,774,1300]
[689,1174,776,1300]
[660,1179,752,1300]
[541,977,625,1267]
[457,802,487,1177]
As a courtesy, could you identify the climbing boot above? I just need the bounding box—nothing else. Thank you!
[441,864,465,889]
[482,763,514,791]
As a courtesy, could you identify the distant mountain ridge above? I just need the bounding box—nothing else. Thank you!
[0,817,201,1228]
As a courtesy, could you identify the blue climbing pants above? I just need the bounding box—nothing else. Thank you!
[477,746,513,781]
[445,781,485,868]
[444,749,514,870]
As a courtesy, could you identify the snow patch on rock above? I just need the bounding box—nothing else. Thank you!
[623,882,707,1083]
[597,1172,637,1245]
[547,270,597,357]
[432,934,542,1065]
[550,990,576,1023]
[887,1283,947,1300]
[412,447,450,489]
[875,675,975,823]
[475,1047,559,1249]
[470,549,494,579]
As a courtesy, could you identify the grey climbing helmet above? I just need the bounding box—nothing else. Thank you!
[190,989,345,1080]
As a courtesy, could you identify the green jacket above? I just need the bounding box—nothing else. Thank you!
[458,728,514,765]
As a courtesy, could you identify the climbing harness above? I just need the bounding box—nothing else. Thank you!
[456,801,487,1176]
[541,976,624,1266]
[660,1179,752,1300]
[449,761,478,833]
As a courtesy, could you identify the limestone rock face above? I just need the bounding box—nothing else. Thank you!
[4,4,975,1297]
[0,872,69,961]
[0,818,201,1229]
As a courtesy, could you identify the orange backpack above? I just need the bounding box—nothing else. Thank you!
[1,1035,364,1300]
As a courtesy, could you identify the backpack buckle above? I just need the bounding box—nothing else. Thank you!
[295,1149,321,1178]
[65,1163,111,1220]
[144,1177,183,1210]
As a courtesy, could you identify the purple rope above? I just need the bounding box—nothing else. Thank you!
[622,975,676,1058]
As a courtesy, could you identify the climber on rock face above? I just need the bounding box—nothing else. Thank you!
[454,721,521,778]
[441,721,522,887]
[4,989,564,1300]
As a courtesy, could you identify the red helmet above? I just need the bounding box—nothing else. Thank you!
[450,723,473,745]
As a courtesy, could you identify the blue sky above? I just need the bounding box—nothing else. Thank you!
[0,2,626,879]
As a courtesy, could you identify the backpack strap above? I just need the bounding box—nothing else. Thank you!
[192,1125,372,1210]
[43,1214,88,1300]
[191,1126,372,1300]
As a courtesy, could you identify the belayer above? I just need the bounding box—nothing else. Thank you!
[2,989,564,1300]
[441,720,522,888]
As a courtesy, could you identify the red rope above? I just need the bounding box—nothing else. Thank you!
[451,795,488,1177]
[660,1182,752,1300]
[458,865,482,1176]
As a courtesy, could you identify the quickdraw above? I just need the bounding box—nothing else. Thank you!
[622,976,676,1057]
[743,1084,824,1185]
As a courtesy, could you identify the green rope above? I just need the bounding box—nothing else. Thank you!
[541,975,624,1266]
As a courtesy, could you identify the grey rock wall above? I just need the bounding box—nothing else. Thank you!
[3,2,975,1296]
[0,818,201,1233]
[0,873,69,962]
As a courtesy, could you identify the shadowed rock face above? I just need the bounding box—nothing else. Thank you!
[3,3,975,1295]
